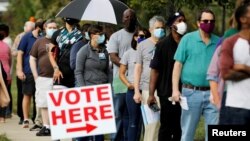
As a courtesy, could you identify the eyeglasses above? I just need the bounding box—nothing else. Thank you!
[200,19,215,24]
[138,34,145,38]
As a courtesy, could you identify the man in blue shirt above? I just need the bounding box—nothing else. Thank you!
[172,8,219,141]
[16,21,44,129]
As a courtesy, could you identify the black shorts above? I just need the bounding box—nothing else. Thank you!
[22,74,35,95]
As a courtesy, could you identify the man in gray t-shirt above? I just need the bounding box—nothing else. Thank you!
[134,16,166,141]
[107,9,137,141]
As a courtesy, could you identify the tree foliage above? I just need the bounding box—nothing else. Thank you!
[2,0,70,36]
[2,0,239,37]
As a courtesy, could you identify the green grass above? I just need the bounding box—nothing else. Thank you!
[0,134,11,141]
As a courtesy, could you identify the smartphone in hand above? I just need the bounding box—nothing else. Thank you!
[149,103,160,112]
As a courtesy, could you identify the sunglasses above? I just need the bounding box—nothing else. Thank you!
[200,19,215,24]
[138,34,145,38]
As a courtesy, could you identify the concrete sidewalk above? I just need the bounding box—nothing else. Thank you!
[0,114,70,141]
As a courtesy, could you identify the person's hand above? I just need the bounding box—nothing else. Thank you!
[133,91,142,103]
[127,83,134,90]
[233,64,246,71]
[210,92,221,109]
[53,69,63,83]
[16,70,26,81]
[147,95,156,105]
[172,90,181,102]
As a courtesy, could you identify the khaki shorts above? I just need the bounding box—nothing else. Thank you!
[35,77,53,108]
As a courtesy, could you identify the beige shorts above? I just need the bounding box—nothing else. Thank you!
[35,77,53,108]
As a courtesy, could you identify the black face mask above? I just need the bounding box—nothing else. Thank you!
[126,19,137,32]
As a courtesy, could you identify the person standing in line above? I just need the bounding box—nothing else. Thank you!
[107,9,137,141]
[48,17,83,88]
[16,21,44,128]
[0,27,11,123]
[134,15,166,141]
[11,21,35,124]
[219,3,250,125]
[0,24,12,118]
[29,19,58,136]
[119,28,150,141]
[147,11,187,141]
[74,25,109,141]
[171,8,219,141]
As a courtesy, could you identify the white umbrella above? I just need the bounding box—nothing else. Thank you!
[56,0,129,25]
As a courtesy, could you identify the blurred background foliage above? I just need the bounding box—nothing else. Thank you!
[0,0,241,38]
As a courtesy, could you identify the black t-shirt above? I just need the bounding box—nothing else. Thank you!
[150,34,181,97]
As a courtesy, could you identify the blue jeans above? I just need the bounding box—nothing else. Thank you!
[126,89,141,141]
[181,88,218,141]
[110,93,129,141]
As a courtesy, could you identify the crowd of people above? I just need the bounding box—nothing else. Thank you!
[0,0,250,141]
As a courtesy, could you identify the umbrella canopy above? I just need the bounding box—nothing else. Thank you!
[56,0,129,25]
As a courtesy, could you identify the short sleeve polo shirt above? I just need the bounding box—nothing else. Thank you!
[174,30,219,87]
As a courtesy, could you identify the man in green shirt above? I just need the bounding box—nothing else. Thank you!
[172,8,219,141]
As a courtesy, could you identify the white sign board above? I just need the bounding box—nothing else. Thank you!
[47,84,116,140]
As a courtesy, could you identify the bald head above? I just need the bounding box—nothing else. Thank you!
[24,21,35,33]
[122,9,137,32]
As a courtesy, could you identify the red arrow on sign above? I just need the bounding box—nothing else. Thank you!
[66,124,97,133]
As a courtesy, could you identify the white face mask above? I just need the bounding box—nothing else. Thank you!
[175,22,187,35]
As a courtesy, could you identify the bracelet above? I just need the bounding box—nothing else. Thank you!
[53,66,59,70]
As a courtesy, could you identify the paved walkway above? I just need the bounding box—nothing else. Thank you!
[0,114,71,141]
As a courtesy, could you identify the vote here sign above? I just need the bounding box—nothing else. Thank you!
[47,84,116,140]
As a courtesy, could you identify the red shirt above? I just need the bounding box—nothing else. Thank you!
[0,41,11,80]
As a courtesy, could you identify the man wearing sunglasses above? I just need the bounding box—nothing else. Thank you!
[172,8,219,141]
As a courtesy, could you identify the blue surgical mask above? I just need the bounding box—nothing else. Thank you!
[85,32,90,40]
[153,28,165,38]
[97,34,105,44]
[46,29,56,39]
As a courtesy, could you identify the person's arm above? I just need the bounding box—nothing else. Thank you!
[16,50,25,80]
[29,55,38,80]
[107,33,120,67]
[48,43,63,83]
[223,69,250,81]
[11,35,21,57]
[147,42,161,105]
[172,61,182,102]
[119,64,133,89]
[220,38,250,81]
[134,63,142,103]
[70,42,83,70]
[147,69,159,105]
[209,80,220,108]
[75,47,87,86]
[8,47,12,76]
[109,53,120,67]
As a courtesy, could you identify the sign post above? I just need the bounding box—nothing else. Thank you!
[47,84,116,140]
